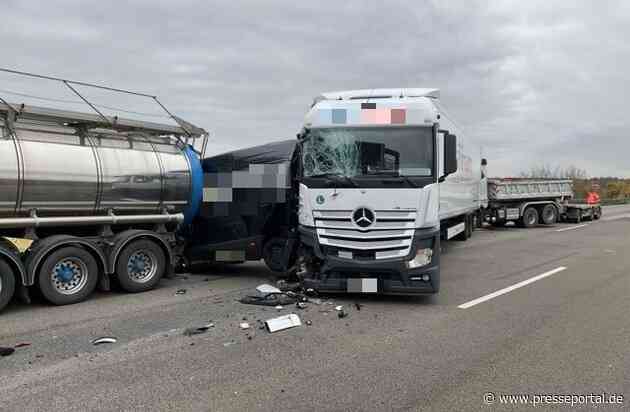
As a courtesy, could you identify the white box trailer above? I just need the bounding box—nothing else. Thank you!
[294,88,487,295]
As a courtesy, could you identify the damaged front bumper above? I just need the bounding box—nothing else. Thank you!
[298,226,440,295]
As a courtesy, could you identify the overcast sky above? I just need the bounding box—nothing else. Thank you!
[2,0,629,177]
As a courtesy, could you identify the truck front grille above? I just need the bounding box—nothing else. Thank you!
[313,209,416,260]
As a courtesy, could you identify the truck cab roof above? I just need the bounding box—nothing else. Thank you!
[305,88,441,128]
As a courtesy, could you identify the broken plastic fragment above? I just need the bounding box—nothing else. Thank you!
[338,310,349,319]
[240,322,251,330]
[335,305,343,311]
[296,302,307,309]
[91,337,117,345]
[183,323,214,336]
[14,342,31,348]
[265,314,302,333]
[175,289,187,295]
[256,284,282,295]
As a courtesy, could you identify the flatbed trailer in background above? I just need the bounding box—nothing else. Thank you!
[484,178,602,227]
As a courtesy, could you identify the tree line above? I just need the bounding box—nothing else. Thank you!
[519,165,630,201]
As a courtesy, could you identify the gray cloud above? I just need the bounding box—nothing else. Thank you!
[1,0,629,177]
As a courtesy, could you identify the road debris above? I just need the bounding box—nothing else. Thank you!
[354,303,363,311]
[183,323,215,336]
[240,292,298,307]
[14,342,31,348]
[240,322,251,330]
[265,313,302,333]
[296,302,307,309]
[338,310,349,319]
[305,320,313,326]
[276,280,302,292]
[175,289,187,295]
[335,305,343,311]
[256,284,282,295]
[275,305,283,310]
[91,337,118,345]
[0,347,15,357]
[223,341,236,347]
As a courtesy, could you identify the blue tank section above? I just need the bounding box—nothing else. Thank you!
[183,145,203,225]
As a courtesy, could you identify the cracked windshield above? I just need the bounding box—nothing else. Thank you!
[301,126,433,178]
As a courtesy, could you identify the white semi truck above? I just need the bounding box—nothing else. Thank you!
[294,88,487,294]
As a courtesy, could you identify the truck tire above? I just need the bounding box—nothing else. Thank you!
[466,214,474,238]
[0,259,16,312]
[115,239,166,293]
[521,207,539,228]
[38,246,98,305]
[263,237,287,272]
[540,204,557,225]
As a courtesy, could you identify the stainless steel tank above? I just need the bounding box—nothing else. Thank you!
[0,120,192,217]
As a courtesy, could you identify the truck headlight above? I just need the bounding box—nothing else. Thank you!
[407,247,433,269]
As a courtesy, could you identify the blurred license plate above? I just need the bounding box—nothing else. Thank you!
[347,278,377,293]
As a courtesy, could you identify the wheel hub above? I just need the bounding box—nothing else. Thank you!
[127,250,157,282]
[51,258,88,295]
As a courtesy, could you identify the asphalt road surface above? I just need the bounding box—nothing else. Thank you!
[1,205,629,411]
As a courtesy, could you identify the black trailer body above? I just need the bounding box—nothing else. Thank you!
[184,139,299,272]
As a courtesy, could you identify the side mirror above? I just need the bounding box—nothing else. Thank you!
[443,134,458,177]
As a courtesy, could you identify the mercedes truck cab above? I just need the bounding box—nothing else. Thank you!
[295,88,486,295]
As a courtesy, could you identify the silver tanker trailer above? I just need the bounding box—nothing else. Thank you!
[0,69,206,312]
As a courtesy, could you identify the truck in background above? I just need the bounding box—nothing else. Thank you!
[292,88,487,294]
[484,178,602,227]
[0,69,206,312]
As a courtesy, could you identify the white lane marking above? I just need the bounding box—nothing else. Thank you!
[458,266,567,309]
[602,214,630,221]
[556,224,588,232]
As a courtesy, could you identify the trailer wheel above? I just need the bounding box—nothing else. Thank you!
[540,204,557,225]
[0,259,16,312]
[521,207,539,228]
[455,216,470,241]
[466,214,474,238]
[38,246,98,305]
[115,239,166,293]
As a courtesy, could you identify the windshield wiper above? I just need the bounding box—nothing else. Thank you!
[308,173,358,188]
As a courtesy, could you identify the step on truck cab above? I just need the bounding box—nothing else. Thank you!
[295,88,487,295]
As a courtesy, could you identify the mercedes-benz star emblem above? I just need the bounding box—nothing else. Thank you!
[352,207,375,228]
